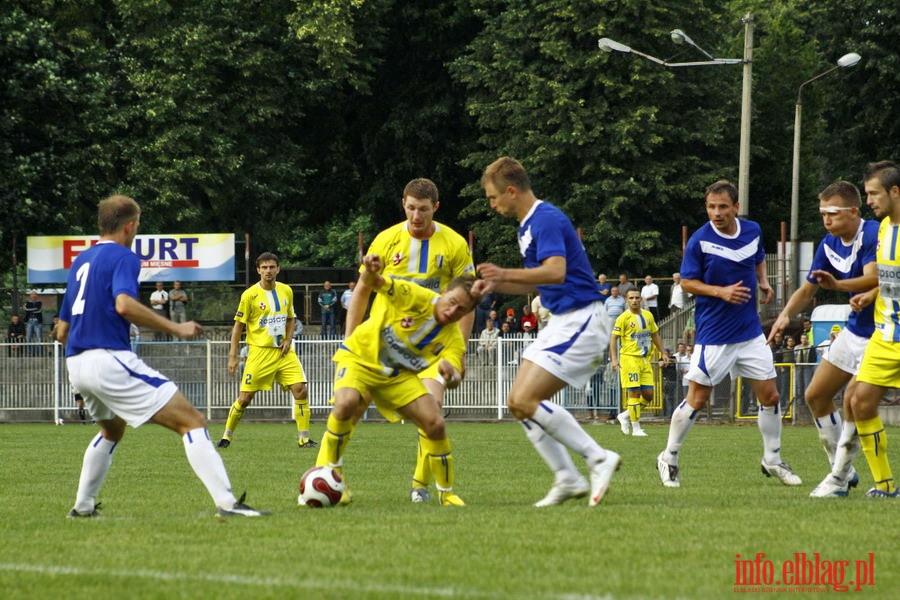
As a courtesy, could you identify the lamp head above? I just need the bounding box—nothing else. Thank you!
[837,52,861,68]
[670,29,687,44]
[598,38,631,54]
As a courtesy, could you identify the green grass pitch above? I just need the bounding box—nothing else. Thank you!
[0,422,896,599]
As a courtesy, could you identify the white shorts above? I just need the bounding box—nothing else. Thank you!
[67,349,178,427]
[685,334,776,387]
[521,301,609,388]
[821,328,869,375]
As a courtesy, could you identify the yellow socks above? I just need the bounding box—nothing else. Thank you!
[223,400,245,438]
[316,414,353,468]
[627,401,643,423]
[857,417,894,493]
[293,399,311,444]
[412,429,432,490]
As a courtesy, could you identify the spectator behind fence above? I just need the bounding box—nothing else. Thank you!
[668,272,689,314]
[150,281,170,341]
[318,281,338,339]
[477,319,499,362]
[7,314,26,356]
[617,274,634,296]
[640,275,660,322]
[520,304,537,331]
[605,287,625,322]
[503,308,519,334]
[169,281,189,324]
[596,274,611,303]
[24,291,44,352]
[340,280,356,330]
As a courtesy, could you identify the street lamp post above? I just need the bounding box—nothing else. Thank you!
[599,14,754,214]
[788,52,862,292]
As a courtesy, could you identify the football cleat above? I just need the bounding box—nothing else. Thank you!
[533,477,589,507]
[216,492,271,517]
[616,411,630,435]
[297,439,319,448]
[339,486,352,505]
[66,503,102,518]
[864,487,899,499]
[438,491,466,507]
[809,473,850,498]
[657,452,680,488]
[410,488,431,503]
[631,429,648,437]
[761,461,802,486]
[588,451,621,506]
[217,438,231,448]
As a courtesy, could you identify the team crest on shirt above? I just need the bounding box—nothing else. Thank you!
[392,252,403,266]
[401,317,414,328]
[258,302,267,311]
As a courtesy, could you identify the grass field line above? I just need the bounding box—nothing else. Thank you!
[0,562,614,600]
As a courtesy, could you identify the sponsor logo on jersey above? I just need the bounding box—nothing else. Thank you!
[380,325,428,371]
[258,314,287,327]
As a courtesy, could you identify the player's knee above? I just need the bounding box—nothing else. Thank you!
[421,416,445,440]
[758,388,780,407]
[506,393,535,420]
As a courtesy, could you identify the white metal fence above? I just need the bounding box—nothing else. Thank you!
[0,338,622,423]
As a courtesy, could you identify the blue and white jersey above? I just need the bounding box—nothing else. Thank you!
[59,241,139,357]
[681,219,765,345]
[807,219,878,338]
[519,200,602,314]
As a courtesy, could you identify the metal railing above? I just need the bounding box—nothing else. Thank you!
[0,339,625,423]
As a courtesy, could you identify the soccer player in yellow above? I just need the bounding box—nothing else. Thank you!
[344,178,475,503]
[315,253,479,506]
[828,161,900,498]
[610,289,669,437]
[219,252,315,449]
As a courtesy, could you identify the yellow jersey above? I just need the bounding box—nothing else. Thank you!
[612,309,658,357]
[875,217,900,342]
[336,276,465,375]
[362,220,474,294]
[235,281,296,348]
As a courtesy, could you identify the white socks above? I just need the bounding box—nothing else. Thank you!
[183,427,237,509]
[757,405,783,465]
[528,401,607,464]
[663,400,698,465]
[814,411,843,465]
[521,420,579,483]
[74,434,117,512]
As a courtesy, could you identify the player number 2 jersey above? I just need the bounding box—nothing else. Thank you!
[234,282,296,348]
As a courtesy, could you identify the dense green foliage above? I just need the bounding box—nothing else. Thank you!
[2,0,897,284]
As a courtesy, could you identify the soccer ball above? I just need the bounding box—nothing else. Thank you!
[298,466,344,508]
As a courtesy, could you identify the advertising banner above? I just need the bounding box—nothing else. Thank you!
[27,234,235,283]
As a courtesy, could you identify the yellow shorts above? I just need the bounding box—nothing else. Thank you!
[241,346,306,392]
[857,336,900,388]
[618,354,654,391]
[334,359,428,422]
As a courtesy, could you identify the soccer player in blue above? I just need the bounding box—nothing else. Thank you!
[58,195,268,518]
[657,180,801,488]
[768,181,877,497]
[474,156,621,507]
